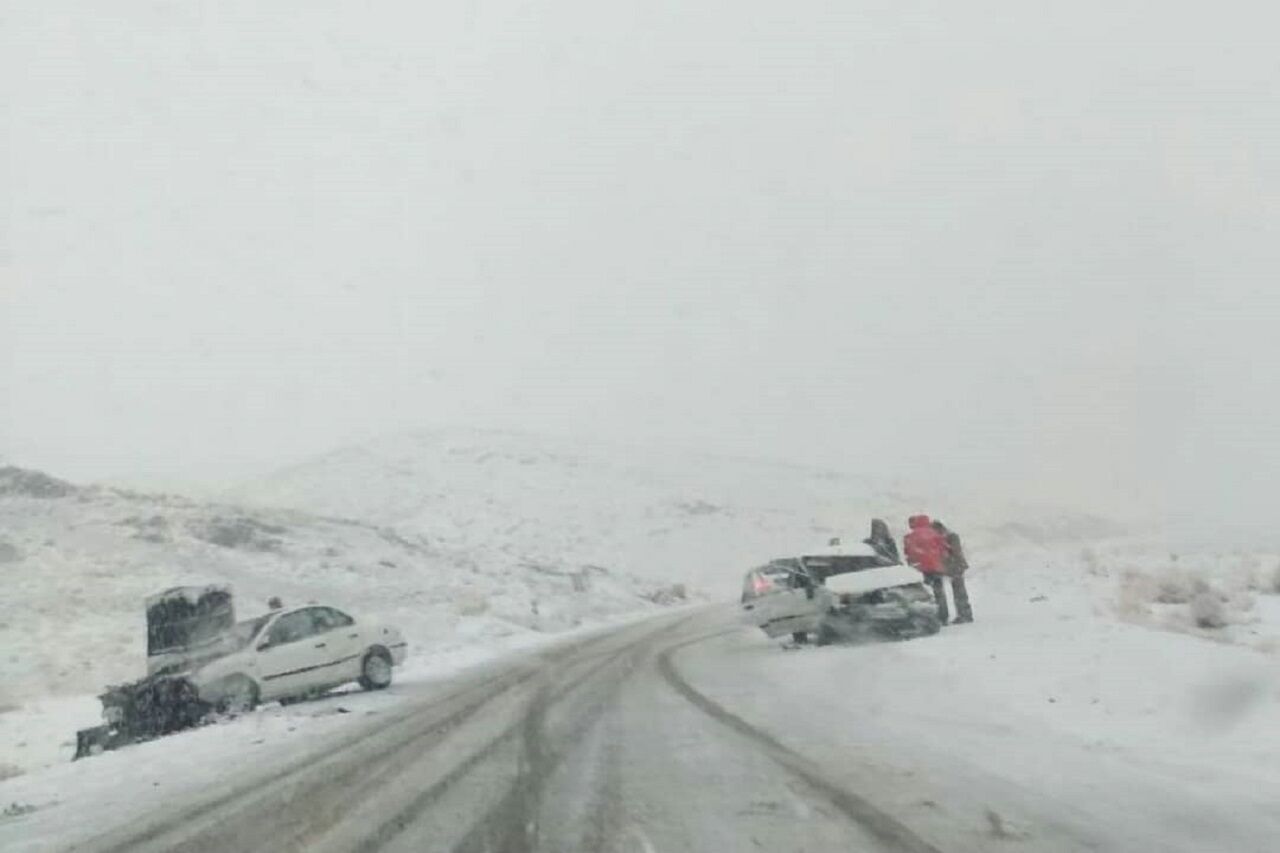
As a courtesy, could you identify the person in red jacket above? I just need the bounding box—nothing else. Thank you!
[904,514,950,623]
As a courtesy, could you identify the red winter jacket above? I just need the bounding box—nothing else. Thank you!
[903,515,947,574]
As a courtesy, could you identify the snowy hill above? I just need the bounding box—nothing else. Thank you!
[234,427,1280,659]
[0,464,683,702]
[233,430,932,597]
[6,432,1279,788]
[232,429,1135,596]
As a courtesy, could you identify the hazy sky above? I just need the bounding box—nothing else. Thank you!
[4,2,1279,532]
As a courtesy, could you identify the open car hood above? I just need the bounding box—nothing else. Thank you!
[145,585,235,674]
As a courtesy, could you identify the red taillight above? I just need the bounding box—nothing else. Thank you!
[752,576,772,594]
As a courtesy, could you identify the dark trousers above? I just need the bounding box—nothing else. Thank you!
[925,573,973,623]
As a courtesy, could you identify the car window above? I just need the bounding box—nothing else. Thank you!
[802,555,885,581]
[313,607,354,630]
[266,611,319,646]
[229,615,271,650]
[786,569,811,590]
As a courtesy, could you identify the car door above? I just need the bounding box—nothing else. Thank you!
[255,609,335,699]
[756,567,827,638]
[310,606,366,681]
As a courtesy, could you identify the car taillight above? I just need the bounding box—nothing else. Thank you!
[752,576,772,594]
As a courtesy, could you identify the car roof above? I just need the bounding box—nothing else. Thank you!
[758,540,881,567]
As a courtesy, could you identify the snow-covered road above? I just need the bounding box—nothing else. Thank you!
[3,609,933,853]
[2,602,1277,852]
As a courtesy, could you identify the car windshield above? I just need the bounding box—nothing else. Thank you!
[802,555,888,581]
[226,616,271,650]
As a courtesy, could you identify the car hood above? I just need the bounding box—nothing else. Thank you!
[823,564,922,597]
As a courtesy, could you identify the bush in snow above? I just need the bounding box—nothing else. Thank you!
[1191,589,1228,629]
[187,516,285,552]
[1116,570,1155,619]
[645,583,688,605]
[1153,569,1197,605]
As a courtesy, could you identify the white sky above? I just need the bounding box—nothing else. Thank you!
[3,1,1279,535]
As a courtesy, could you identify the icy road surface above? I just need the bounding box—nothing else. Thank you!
[2,605,1277,852]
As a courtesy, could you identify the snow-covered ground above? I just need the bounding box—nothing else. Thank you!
[680,545,1280,852]
[0,605,692,852]
[3,431,1279,850]
[0,459,687,776]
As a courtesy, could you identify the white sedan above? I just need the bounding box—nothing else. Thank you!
[188,604,408,711]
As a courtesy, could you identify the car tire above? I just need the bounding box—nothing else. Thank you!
[358,648,393,691]
[916,613,943,636]
[888,612,941,640]
[218,675,259,714]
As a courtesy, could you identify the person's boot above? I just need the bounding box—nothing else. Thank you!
[952,614,973,625]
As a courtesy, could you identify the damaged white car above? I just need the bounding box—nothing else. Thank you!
[189,602,408,712]
[76,586,408,757]
[741,523,941,645]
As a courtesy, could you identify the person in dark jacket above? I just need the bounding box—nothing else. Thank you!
[904,514,949,622]
[932,519,973,624]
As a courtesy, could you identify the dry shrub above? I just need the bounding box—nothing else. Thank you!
[1153,569,1197,604]
[1191,589,1228,629]
[1116,570,1155,619]
[1081,548,1106,577]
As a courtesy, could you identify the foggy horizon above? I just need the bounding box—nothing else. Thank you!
[5,2,1280,536]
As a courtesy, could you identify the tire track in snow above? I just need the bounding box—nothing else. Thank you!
[94,615,685,853]
[444,623,668,852]
[657,634,943,853]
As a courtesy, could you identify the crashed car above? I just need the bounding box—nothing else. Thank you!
[75,585,408,758]
[741,523,942,645]
[189,602,407,710]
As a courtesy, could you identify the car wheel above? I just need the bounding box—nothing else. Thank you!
[888,612,941,640]
[218,675,259,714]
[915,613,943,636]
[358,649,393,691]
